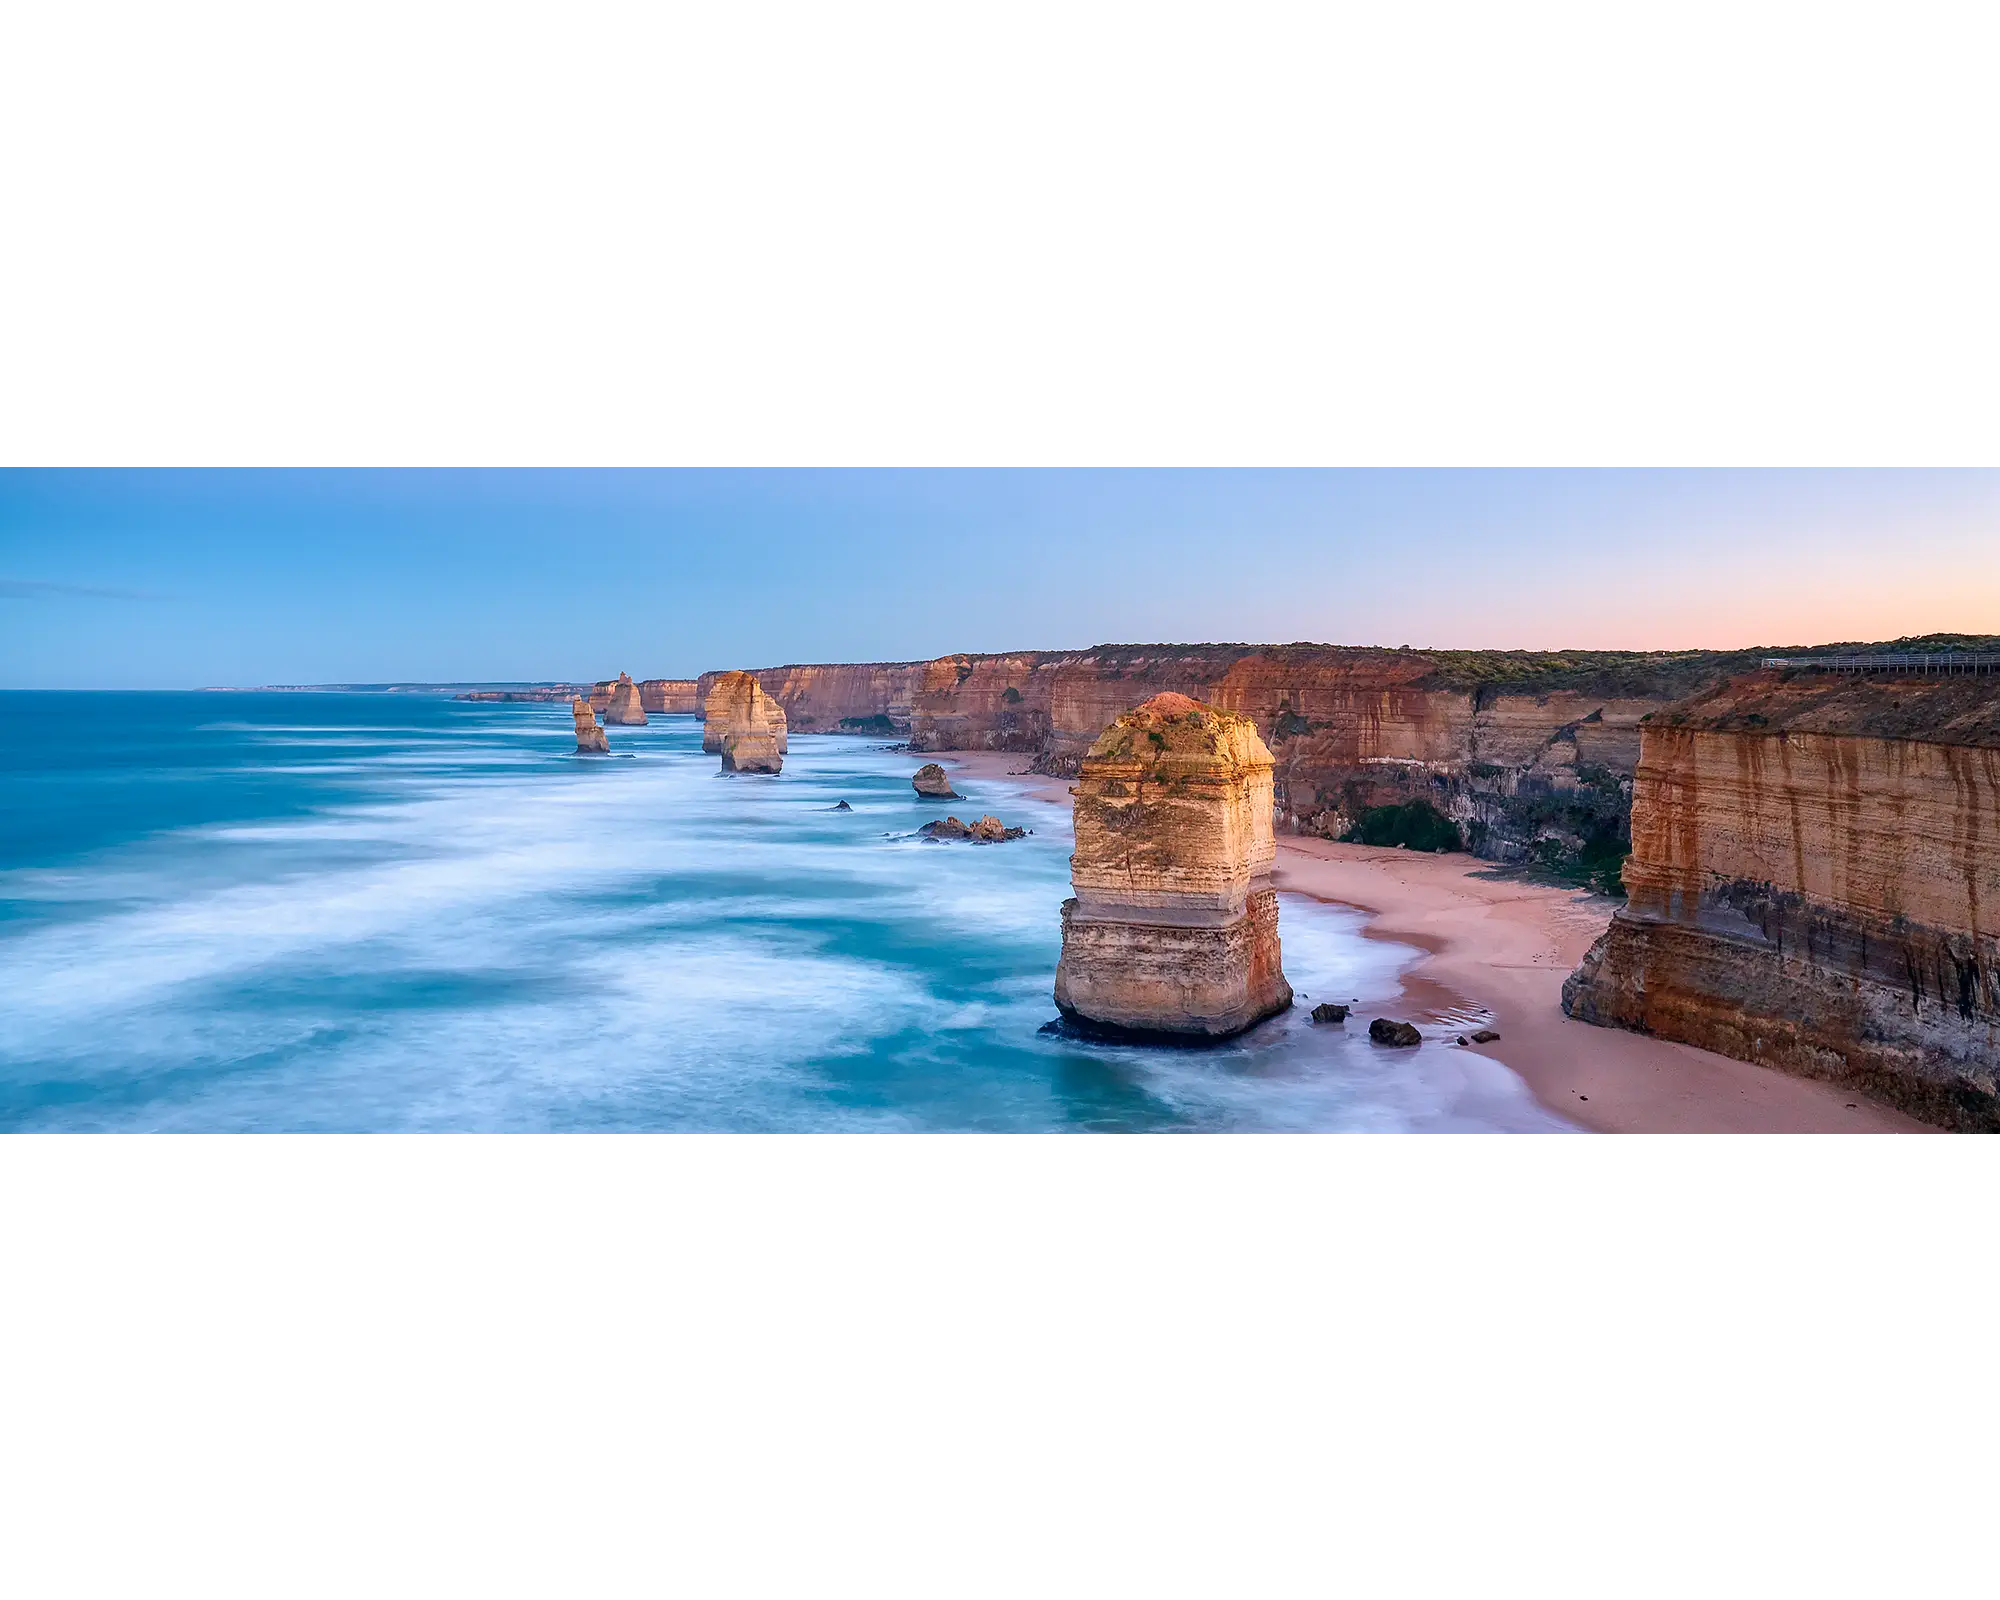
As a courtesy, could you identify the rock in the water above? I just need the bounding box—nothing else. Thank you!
[832,800,853,811]
[967,814,1025,842]
[704,670,788,773]
[912,762,959,799]
[920,816,972,840]
[1053,692,1293,1040]
[572,697,610,754]
[1310,1002,1349,1023]
[601,671,648,725]
[1368,1018,1423,1047]
[1470,1028,1500,1044]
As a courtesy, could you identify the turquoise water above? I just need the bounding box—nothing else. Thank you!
[0,693,1571,1131]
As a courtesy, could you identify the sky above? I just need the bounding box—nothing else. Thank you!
[2,469,1996,688]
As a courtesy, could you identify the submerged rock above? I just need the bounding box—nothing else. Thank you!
[1310,1002,1349,1023]
[1368,1018,1422,1047]
[912,762,959,799]
[704,670,788,773]
[832,800,853,811]
[1053,692,1292,1040]
[920,816,972,840]
[572,698,610,754]
[602,671,648,725]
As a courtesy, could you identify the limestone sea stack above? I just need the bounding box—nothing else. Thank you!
[704,669,789,773]
[912,763,959,799]
[572,698,609,754]
[602,672,648,725]
[1053,692,1293,1040]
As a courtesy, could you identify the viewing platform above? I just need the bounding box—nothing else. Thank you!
[1762,652,2000,676]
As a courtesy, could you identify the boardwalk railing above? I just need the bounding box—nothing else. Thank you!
[1761,653,2000,676]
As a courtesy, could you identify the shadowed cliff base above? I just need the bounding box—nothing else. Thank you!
[1268,836,1931,1133]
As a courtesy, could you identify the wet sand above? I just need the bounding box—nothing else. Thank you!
[941,750,1931,1134]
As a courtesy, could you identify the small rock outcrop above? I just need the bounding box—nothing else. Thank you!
[912,763,959,799]
[602,672,648,725]
[572,698,609,754]
[1310,1002,1349,1023]
[1053,692,1292,1040]
[703,670,789,773]
[920,814,1025,842]
[1369,1018,1422,1047]
[832,800,853,811]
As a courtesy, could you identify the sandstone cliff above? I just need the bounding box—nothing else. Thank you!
[695,662,924,736]
[572,698,609,754]
[639,679,699,715]
[1562,671,2000,1128]
[601,672,648,725]
[1054,693,1292,1040]
[696,636,1998,883]
[704,670,789,773]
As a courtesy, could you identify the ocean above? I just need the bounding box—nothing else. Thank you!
[0,692,1571,1131]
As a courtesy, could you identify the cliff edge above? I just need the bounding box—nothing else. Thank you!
[1562,671,2000,1128]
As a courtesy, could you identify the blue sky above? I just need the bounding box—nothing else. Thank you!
[3,470,1996,688]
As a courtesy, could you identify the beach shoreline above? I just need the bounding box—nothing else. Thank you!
[940,749,1932,1134]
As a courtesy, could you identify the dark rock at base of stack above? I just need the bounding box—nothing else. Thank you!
[1368,1018,1422,1046]
[1310,1002,1349,1023]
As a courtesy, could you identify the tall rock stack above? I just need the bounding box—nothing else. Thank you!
[572,698,610,754]
[704,670,789,773]
[602,672,648,725]
[1053,692,1292,1040]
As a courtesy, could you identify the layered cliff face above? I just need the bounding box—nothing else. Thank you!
[601,672,647,725]
[1054,693,1292,1040]
[572,698,609,754]
[693,641,1997,877]
[704,670,789,773]
[639,679,699,715]
[1563,672,2000,1128]
[695,663,924,736]
[902,645,1718,873]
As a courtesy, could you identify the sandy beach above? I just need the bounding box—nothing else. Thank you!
[942,750,1931,1134]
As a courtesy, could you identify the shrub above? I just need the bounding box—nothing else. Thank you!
[1343,801,1462,853]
